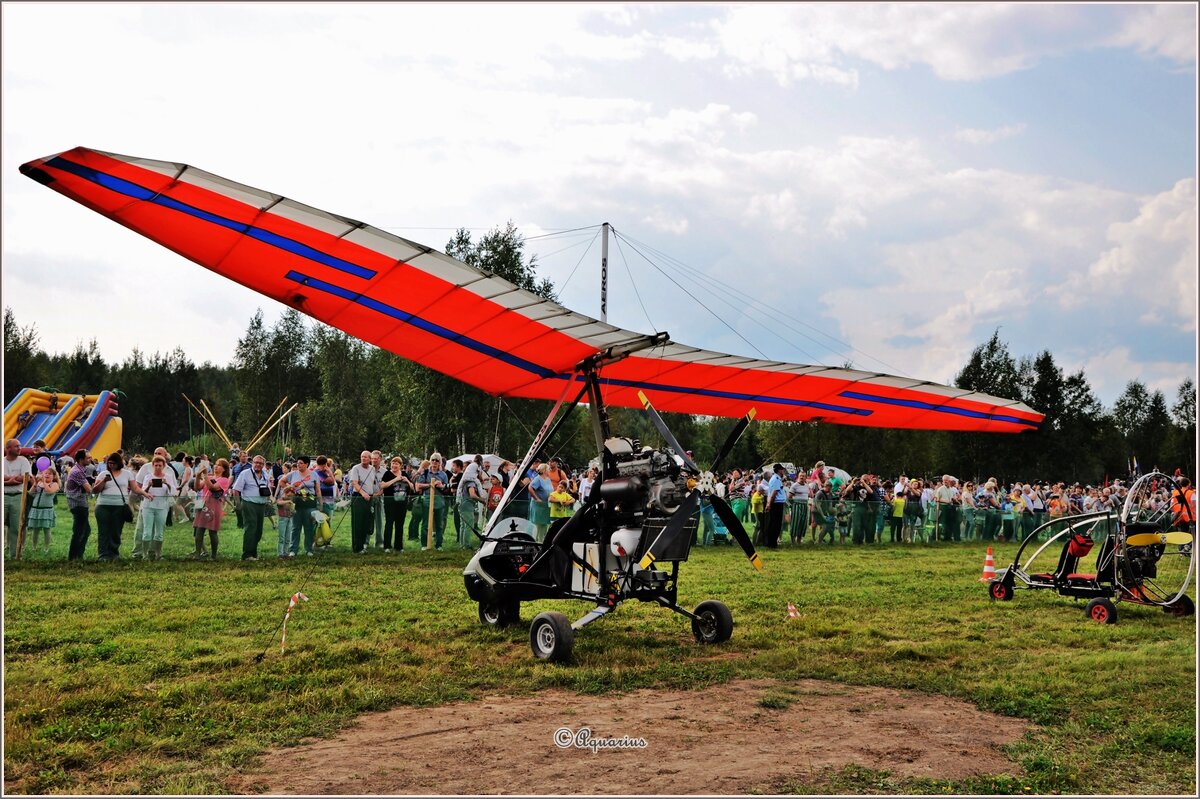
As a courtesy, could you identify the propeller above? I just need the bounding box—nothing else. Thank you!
[637,391,701,472]
[636,392,762,572]
[1126,531,1193,547]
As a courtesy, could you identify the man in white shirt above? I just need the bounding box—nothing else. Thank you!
[230,455,274,560]
[933,475,960,542]
[348,450,381,554]
[763,464,788,549]
[4,439,32,559]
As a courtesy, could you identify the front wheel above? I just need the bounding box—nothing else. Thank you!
[988,581,1013,601]
[529,612,573,662]
[1086,597,1118,624]
[691,600,734,644]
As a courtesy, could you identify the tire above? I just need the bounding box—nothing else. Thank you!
[1163,594,1195,617]
[529,612,573,662]
[691,599,734,644]
[988,581,1013,601]
[1086,597,1118,624]
[478,599,520,629]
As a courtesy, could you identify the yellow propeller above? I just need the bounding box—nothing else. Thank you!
[1126,531,1193,547]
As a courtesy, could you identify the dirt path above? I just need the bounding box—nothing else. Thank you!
[226,678,1030,795]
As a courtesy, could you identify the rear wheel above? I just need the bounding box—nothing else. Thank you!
[988,581,1013,601]
[529,612,573,662]
[1086,597,1118,624]
[691,600,734,644]
[1163,594,1195,617]
[478,599,520,628]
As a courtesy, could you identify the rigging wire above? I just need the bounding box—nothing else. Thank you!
[378,225,593,235]
[500,398,536,441]
[621,231,859,368]
[622,236,827,365]
[554,227,602,294]
[525,224,602,241]
[615,235,770,360]
[611,232,658,333]
[624,229,830,362]
[618,231,912,377]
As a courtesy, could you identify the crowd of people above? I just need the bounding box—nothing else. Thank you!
[2,437,523,562]
[4,436,1195,563]
[714,462,1195,549]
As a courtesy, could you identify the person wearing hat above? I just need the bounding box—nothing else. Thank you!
[763,463,787,549]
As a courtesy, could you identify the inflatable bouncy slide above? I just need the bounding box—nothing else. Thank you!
[3,389,123,458]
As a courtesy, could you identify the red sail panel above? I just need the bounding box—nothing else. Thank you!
[20,146,1043,432]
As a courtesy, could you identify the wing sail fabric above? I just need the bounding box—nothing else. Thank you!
[21,146,1042,432]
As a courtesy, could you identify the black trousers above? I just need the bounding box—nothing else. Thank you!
[383,497,407,550]
[95,504,126,560]
[351,496,373,552]
[764,503,784,548]
[69,505,91,560]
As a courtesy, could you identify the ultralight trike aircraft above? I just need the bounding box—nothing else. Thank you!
[986,471,1195,623]
[22,146,1045,661]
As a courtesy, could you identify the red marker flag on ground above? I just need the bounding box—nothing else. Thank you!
[787,601,800,619]
[280,592,309,653]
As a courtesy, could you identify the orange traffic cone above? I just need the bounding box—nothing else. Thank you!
[787,601,800,619]
[979,546,997,582]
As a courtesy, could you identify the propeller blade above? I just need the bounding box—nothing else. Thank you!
[1127,531,1193,547]
[709,494,763,572]
[639,491,701,570]
[637,391,701,473]
[709,406,757,474]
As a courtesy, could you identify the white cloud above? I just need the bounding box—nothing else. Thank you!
[640,207,689,235]
[711,4,1195,86]
[1071,346,1193,406]
[1107,4,1198,64]
[1054,179,1198,333]
[954,123,1027,145]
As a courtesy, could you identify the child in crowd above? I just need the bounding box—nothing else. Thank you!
[548,481,576,521]
[749,486,765,527]
[890,491,905,543]
[834,500,851,544]
[275,481,295,559]
[26,465,61,556]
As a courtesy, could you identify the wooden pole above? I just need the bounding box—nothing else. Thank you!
[245,403,299,454]
[200,399,235,451]
[183,394,230,449]
[15,476,30,561]
[246,396,288,456]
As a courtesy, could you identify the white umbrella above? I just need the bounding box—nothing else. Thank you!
[823,466,853,483]
[449,453,508,474]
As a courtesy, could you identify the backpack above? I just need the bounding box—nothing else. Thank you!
[487,483,505,511]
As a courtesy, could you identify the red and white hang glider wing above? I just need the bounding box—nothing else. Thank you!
[21,146,1043,432]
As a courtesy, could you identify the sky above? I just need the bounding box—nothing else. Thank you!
[2,2,1196,409]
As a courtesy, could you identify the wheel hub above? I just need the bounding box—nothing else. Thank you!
[537,624,556,652]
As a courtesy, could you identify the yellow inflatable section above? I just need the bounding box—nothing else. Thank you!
[3,388,120,456]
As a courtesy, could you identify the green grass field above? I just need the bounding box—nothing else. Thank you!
[3,508,1195,795]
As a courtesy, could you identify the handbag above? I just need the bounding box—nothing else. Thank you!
[113,476,135,524]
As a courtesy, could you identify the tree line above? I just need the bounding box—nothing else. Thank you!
[4,223,1194,484]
